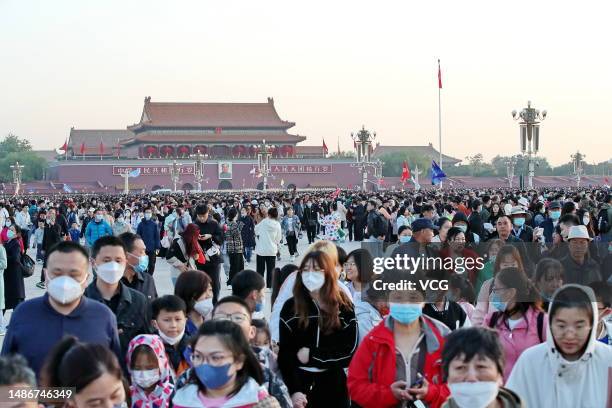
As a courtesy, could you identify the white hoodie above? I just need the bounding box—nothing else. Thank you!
[506,284,612,408]
[254,217,282,257]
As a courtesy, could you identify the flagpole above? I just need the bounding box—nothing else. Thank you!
[438,58,443,190]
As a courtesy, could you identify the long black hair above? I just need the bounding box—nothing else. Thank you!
[189,320,263,396]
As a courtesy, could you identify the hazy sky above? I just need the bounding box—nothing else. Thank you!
[1,0,611,166]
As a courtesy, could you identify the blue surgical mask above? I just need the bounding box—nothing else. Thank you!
[255,297,265,312]
[488,255,497,263]
[6,230,15,240]
[550,210,561,220]
[131,254,149,273]
[399,235,412,243]
[456,225,467,233]
[490,293,507,312]
[389,302,422,324]
[194,363,232,389]
[513,217,525,227]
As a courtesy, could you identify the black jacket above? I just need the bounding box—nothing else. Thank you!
[278,296,358,395]
[468,211,485,240]
[84,281,150,355]
[240,215,256,248]
[303,206,319,227]
[121,270,158,302]
[195,218,224,264]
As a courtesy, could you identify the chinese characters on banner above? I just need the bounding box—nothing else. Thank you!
[270,164,332,174]
[113,166,194,176]
[113,164,333,176]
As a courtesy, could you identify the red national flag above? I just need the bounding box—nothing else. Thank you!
[605,177,610,184]
[330,187,341,199]
[80,142,85,155]
[401,161,411,183]
[99,141,104,154]
[438,59,442,89]
[322,139,328,155]
[59,140,68,151]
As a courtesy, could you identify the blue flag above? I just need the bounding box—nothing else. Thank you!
[128,168,141,178]
[431,160,446,185]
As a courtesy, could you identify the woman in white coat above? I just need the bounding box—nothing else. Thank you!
[506,284,612,408]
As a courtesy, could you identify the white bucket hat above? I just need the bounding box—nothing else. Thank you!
[567,225,593,241]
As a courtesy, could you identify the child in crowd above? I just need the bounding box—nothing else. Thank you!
[69,221,81,243]
[34,220,44,262]
[151,295,192,380]
[251,319,272,350]
[126,334,175,408]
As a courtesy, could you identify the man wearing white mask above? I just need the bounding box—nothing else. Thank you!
[84,236,149,355]
[0,241,121,376]
[441,327,523,408]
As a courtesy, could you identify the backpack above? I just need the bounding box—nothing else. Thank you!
[372,212,388,238]
[488,311,545,343]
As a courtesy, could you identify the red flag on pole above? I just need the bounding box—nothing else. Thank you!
[59,140,68,151]
[438,59,442,89]
[99,141,104,154]
[80,142,85,155]
[401,161,411,183]
[322,139,328,155]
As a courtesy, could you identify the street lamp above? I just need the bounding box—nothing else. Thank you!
[10,161,24,195]
[254,139,272,192]
[169,160,180,192]
[350,126,379,191]
[505,156,518,188]
[191,152,208,191]
[571,151,585,188]
[512,101,546,189]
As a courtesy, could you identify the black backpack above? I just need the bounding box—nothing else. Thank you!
[488,311,545,343]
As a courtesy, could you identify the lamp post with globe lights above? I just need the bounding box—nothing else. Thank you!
[254,140,273,192]
[191,152,208,191]
[511,101,546,189]
[10,162,24,195]
[350,126,380,191]
[571,151,585,188]
[505,156,518,188]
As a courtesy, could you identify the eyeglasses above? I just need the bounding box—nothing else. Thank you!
[190,351,232,366]
[490,287,511,295]
[213,312,250,324]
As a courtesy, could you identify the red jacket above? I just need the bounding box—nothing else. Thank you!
[348,315,450,408]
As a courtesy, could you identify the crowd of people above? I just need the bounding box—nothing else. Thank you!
[0,186,610,407]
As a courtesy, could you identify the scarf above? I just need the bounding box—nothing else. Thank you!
[126,335,174,408]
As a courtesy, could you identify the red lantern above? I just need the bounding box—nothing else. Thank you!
[178,145,190,156]
[146,146,158,157]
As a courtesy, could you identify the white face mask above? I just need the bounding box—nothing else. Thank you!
[132,369,161,388]
[449,381,499,408]
[301,271,325,292]
[194,298,213,317]
[47,275,86,304]
[157,328,184,346]
[96,261,125,285]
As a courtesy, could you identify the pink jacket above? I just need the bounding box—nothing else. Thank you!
[472,278,493,326]
[484,306,548,381]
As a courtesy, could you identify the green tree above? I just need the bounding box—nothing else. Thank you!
[0,133,32,155]
[380,152,430,177]
[0,134,46,182]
